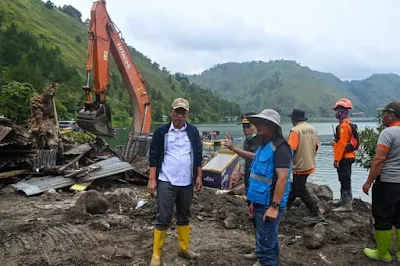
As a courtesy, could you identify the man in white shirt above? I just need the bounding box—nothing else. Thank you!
[147,98,203,266]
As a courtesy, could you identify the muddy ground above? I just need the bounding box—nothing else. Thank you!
[0,180,395,266]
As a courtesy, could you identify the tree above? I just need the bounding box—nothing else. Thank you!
[0,81,37,123]
[152,61,160,69]
[356,114,385,169]
[75,35,82,43]
[59,5,82,22]
[45,1,55,9]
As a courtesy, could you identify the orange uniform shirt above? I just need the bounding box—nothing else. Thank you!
[333,117,356,161]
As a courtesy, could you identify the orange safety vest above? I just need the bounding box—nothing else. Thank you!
[333,117,356,161]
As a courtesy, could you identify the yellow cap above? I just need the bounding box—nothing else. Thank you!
[172,98,189,111]
[237,118,250,124]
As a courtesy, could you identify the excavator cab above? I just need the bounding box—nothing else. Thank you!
[76,100,114,138]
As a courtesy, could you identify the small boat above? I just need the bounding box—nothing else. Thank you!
[202,139,225,146]
[202,149,240,190]
[59,120,80,134]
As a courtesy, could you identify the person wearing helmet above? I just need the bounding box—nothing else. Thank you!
[331,98,357,212]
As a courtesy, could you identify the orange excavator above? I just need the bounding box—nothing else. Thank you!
[76,0,151,140]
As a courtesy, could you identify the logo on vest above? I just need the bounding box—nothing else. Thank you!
[301,128,315,134]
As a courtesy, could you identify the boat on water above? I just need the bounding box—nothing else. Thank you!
[201,130,227,146]
[202,139,225,146]
[202,149,240,190]
[59,121,80,134]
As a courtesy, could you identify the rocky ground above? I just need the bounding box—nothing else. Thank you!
[0,181,396,266]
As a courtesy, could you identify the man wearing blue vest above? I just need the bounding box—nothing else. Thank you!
[244,109,293,266]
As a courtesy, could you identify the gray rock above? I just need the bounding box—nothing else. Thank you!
[223,215,238,229]
[303,223,326,249]
[307,183,334,202]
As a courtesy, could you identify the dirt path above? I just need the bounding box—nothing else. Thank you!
[0,183,395,266]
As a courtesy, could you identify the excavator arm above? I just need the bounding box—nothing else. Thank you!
[76,0,152,138]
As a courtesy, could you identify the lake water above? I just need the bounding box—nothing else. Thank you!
[107,120,377,202]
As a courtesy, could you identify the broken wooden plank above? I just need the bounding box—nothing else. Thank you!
[0,169,29,179]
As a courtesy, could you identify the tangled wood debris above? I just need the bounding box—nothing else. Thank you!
[0,83,146,193]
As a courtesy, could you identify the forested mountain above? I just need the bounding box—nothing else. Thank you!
[344,74,400,114]
[188,61,400,117]
[0,0,241,125]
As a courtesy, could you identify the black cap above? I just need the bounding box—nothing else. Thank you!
[238,112,256,125]
[379,101,400,118]
[288,109,308,121]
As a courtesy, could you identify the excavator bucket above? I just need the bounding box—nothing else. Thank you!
[76,102,114,137]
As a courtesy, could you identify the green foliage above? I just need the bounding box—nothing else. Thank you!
[0,81,37,123]
[45,1,54,9]
[62,131,94,143]
[59,5,82,22]
[356,114,385,169]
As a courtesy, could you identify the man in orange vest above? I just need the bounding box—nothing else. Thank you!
[331,98,357,212]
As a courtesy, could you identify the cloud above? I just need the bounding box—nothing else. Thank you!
[50,0,400,80]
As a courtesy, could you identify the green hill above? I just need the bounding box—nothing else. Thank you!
[0,0,241,125]
[188,60,371,117]
[345,73,400,113]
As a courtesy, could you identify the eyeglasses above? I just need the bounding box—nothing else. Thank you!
[242,123,251,129]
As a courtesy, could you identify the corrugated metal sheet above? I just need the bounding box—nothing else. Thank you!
[64,143,92,155]
[12,156,133,196]
[0,125,12,142]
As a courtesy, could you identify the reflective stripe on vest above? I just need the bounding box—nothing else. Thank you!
[249,173,272,184]
[247,141,276,205]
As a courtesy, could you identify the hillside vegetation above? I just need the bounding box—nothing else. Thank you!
[345,73,400,113]
[188,61,400,117]
[0,0,241,125]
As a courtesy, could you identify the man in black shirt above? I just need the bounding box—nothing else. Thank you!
[225,112,263,260]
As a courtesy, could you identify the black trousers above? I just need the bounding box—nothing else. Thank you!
[337,158,355,191]
[287,174,319,215]
[372,177,400,230]
[155,181,193,231]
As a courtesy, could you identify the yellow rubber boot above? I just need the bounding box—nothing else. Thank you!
[150,229,167,266]
[177,225,199,259]
[363,230,392,262]
[396,228,400,262]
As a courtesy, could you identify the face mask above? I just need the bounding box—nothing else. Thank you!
[336,109,349,120]
[246,133,256,140]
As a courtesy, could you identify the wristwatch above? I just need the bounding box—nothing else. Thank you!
[271,201,280,208]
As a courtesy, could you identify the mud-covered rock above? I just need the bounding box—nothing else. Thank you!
[307,183,333,202]
[104,187,144,214]
[302,223,326,249]
[42,188,62,201]
[75,190,109,214]
[224,215,238,229]
[89,219,110,231]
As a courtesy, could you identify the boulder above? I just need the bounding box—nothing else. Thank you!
[303,223,326,249]
[75,190,109,214]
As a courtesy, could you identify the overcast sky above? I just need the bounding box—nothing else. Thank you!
[50,0,400,80]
